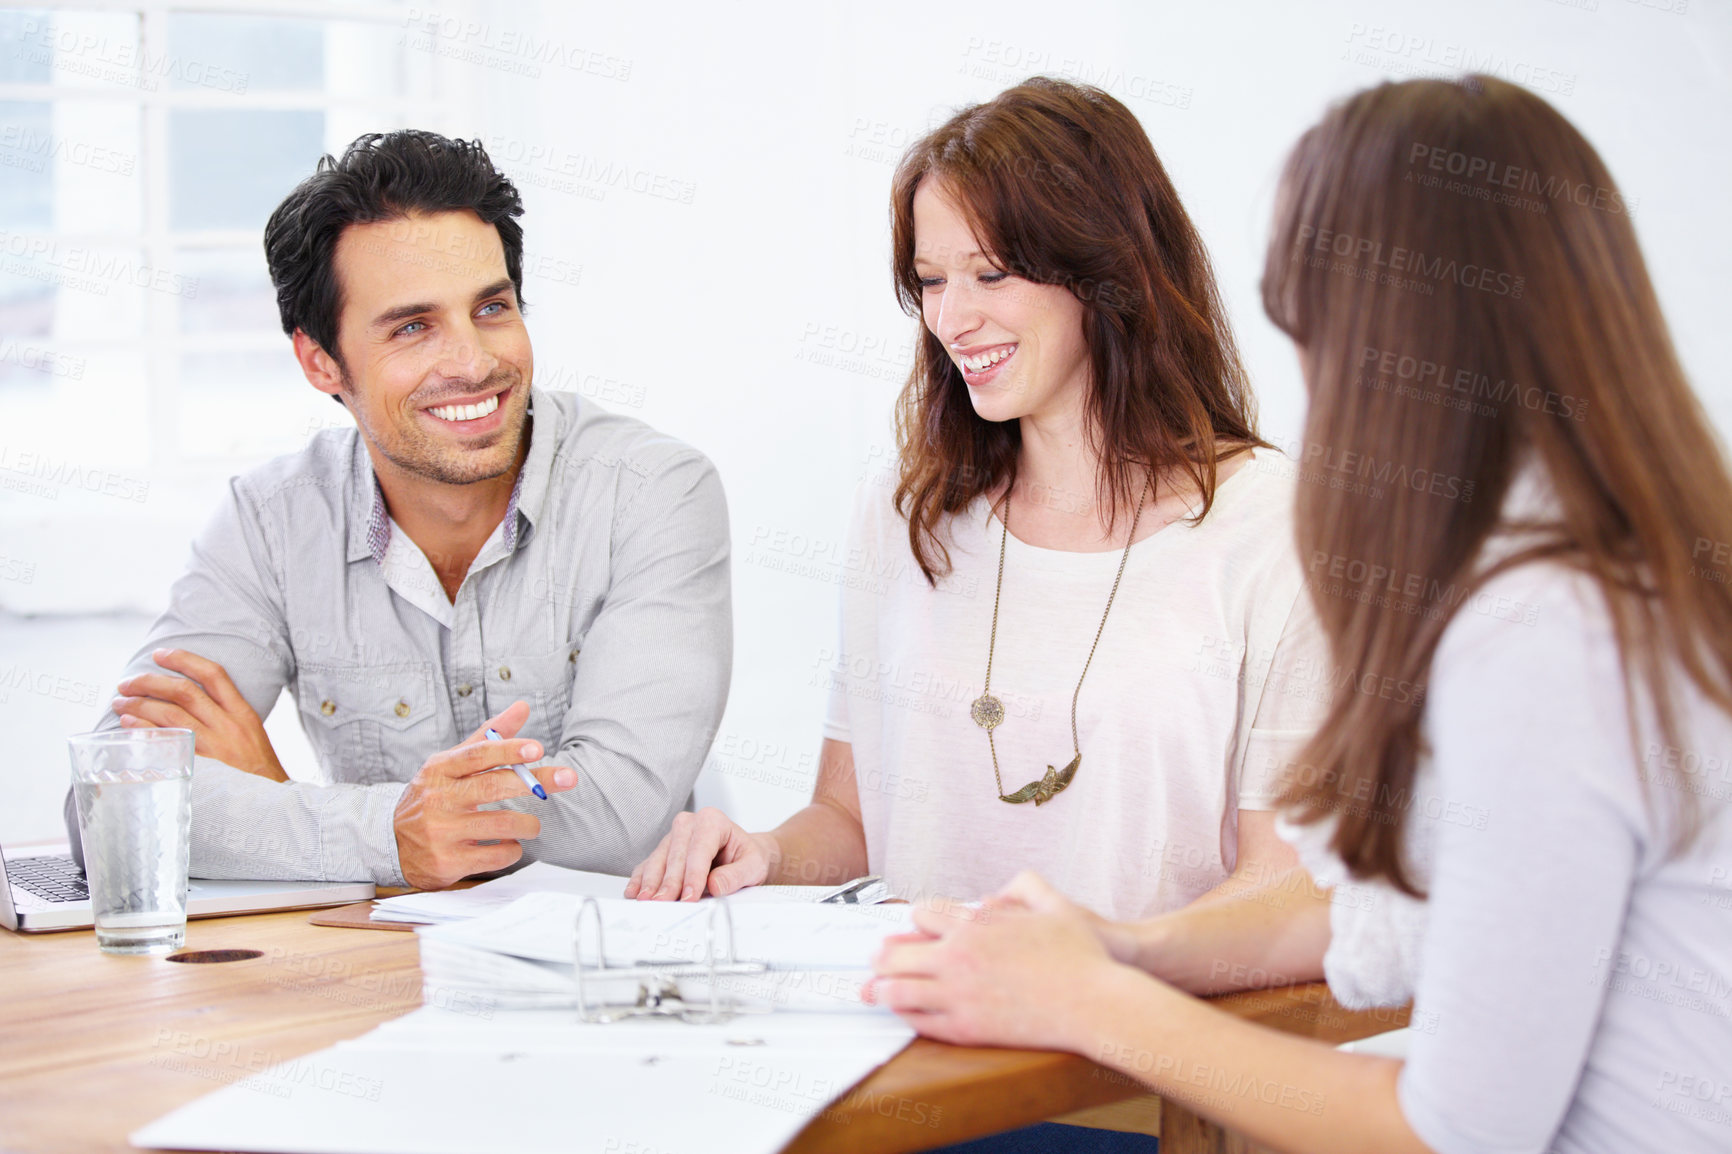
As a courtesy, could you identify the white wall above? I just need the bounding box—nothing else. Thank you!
[3,0,1726,840]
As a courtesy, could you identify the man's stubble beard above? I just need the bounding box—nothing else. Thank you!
[341,367,529,486]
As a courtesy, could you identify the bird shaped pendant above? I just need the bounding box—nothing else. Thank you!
[999,753,1080,805]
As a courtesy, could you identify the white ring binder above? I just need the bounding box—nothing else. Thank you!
[572,895,771,1024]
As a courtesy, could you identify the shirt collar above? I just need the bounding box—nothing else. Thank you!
[345,389,556,564]
[510,388,557,547]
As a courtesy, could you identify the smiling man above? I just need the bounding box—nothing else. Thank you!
[63,131,732,890]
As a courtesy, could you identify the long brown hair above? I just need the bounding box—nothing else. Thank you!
[890,77,1263,582]
[1264,75,1732,893]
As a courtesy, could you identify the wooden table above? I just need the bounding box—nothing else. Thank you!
[0,908,1407,1154]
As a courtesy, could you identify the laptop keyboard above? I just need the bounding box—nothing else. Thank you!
[9,854,89,903]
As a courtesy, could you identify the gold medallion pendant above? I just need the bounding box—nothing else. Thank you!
[975,481,1148,806]
[969,693,1005,731]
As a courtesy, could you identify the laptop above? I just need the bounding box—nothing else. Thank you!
[0,840,374,933]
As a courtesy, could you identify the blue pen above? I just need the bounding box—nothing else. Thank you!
[484,727,547,800]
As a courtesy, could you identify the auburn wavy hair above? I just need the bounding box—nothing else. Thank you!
[1265,75,1732,893]
[889,77,1263,582]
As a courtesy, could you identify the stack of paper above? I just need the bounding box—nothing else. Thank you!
[416,893,915,1013]
[370,862,881,925]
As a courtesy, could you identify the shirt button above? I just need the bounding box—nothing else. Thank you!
[568,649,579,663]
[394,700,410,718]
[498,665,511,681]
[320,700,336,716]
[456,684,473,697]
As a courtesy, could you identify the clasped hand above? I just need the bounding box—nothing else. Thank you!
[866,871,1134,1050]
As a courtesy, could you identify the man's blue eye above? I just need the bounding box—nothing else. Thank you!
[479,301,505,315]
[397,321,426,336]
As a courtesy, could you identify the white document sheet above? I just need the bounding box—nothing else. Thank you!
[130,1007,916,1154]
[370,862,627,924]
[723,884,848,903]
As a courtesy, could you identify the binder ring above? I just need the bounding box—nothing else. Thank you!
[571,895,768,1024]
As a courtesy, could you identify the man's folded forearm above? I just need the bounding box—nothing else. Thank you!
[186,759,408,886]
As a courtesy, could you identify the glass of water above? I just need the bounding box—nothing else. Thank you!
[68,729,195,955]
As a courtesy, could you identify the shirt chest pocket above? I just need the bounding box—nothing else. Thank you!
[296,664,442,785]
[482,645,580,750]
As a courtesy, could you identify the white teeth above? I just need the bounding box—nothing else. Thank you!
[429,394,501,422]
[959,345,1016,373]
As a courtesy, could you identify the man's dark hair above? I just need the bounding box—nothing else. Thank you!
[264,130,526,364]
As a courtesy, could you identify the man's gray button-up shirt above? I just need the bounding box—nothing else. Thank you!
[67,389,732,886]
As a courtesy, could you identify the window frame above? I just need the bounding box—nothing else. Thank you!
[0,0,466,481]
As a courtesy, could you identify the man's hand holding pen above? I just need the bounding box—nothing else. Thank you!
[392,700,577,890]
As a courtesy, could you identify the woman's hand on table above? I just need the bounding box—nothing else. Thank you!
[625,807,775,900]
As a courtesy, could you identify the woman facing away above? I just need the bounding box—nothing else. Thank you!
[628,77,1329,920]
[870,74,1732,1153]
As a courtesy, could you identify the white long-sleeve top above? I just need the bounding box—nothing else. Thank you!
[1287,558,1732,1154]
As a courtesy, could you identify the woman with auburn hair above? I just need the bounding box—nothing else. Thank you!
[629,76,1327,928]
[871,73,1732,1152]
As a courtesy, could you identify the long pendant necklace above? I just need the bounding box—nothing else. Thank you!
[970,480,1149,805]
